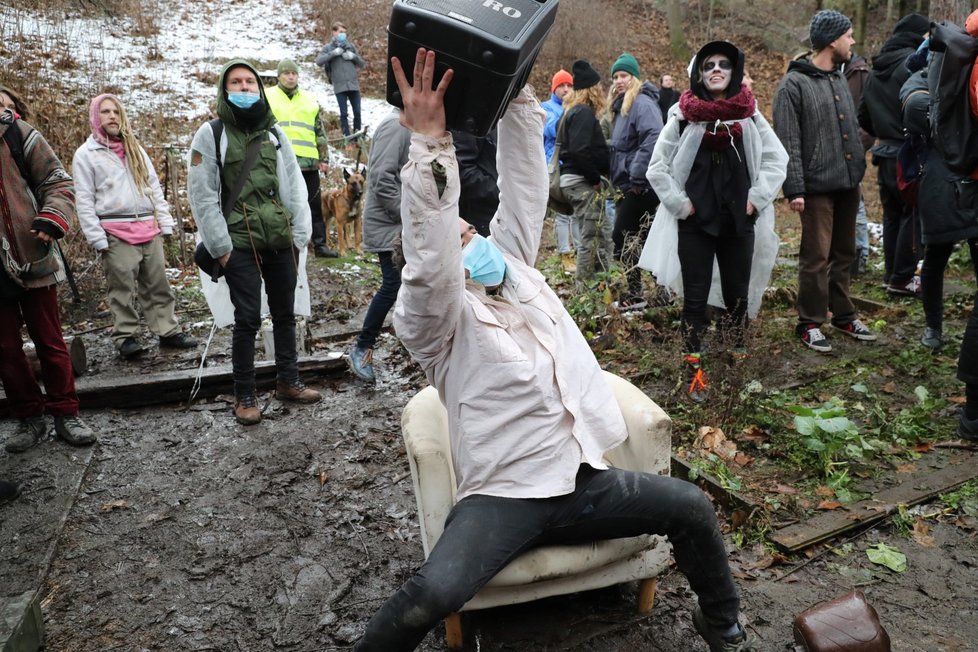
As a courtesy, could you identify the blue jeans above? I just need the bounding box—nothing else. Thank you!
[355,465,741,651]
[554,210,580,254]
[336,90,362,137]
[356,252,401,350]
[223,247,298,397]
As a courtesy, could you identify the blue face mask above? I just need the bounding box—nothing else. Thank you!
[227,91,261,109]
[463,234,507,288]
[337,32,347,42]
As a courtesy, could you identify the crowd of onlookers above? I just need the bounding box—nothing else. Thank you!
[3,8,978,517]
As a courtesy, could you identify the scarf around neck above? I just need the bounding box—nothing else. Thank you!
[89,93,126,163]
[678,86,756,151]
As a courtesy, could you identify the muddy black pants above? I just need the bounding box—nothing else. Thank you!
[355,465,740,651]
[223,247,298,398]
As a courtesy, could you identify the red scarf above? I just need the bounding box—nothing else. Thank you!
[678,86,756,151]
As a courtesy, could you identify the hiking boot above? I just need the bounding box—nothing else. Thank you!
[693,607,758,652]
[831,318,877,341]
[920,326,943,351]
[560,252,577,274]
[54,415,96,447]
[349,346,376,382]
[4,416,47,453]
[612,296,648,312]
[886,276,921,297]
[276,379,321,404]
[684,353,709,404]
[0,479,20,504]
[234,395,262,426]
[315,245,339,258]
[959,410,978,442]
[119,337,146,359]
[797,323,832,352]
[159,332,198,349]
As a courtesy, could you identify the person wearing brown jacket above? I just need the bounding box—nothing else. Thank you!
[0,94,97,452]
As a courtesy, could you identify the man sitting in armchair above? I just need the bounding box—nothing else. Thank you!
[354,49,758,652]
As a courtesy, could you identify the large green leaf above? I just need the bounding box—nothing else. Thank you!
[795,416,816,436]
[866,543,907,573]
[815,416,854,434]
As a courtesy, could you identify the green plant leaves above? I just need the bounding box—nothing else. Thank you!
[866,543,907,572]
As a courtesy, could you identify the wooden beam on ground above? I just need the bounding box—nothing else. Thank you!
[0,353,348,413]
[0,591,44,652]
[671,454,759,515]
[851,295,906,317]
[769,449,978,552]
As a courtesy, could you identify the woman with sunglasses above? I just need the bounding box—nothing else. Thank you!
[641,41,787,403]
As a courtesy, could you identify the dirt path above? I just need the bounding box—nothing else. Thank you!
[3,249,978,651]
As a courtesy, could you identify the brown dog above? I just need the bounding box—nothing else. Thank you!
[321,168,366,257]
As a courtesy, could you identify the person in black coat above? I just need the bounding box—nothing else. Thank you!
[559,60,613,282]
[448,127,499,237]
[858,13,929,295]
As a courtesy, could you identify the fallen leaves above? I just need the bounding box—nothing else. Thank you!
[695,426,752,466]
[866,543,907,572]
[912,519,936,547]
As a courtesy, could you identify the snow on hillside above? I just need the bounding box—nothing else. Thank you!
[0,0,392,156]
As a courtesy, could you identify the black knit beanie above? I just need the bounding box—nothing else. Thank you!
[893,13,929,36]
[571,59,600,90]
[810,10,852,51]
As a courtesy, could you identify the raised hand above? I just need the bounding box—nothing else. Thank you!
[390,48,453,138]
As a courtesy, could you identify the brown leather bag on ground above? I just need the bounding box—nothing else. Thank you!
[792,589,891,651]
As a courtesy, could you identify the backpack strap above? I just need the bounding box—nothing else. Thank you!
[209,118,224,170]
[2,119,30,183]
[209,119,282,219]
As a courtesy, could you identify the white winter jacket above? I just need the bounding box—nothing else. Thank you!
[640,105,788,318]
[393,88,627,502]
[72,135,173,251]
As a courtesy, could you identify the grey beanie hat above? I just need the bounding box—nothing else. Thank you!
[810,10,852,50]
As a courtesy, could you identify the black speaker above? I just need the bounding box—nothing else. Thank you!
[387,0,559,137]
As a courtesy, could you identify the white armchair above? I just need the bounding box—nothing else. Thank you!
[400,371,673,648]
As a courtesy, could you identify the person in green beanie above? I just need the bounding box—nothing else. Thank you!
[608,51,663,311]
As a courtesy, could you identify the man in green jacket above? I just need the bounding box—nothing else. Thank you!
[187,60,321,425]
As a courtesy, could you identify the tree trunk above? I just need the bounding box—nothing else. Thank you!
[665,0,690,61]
[854,0,868,49]
[929,0,969,25]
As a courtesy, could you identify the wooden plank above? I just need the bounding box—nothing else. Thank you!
[0,591,44,652]
[0,353,348,413]
[671,454,759,514]
[769,450,978,552]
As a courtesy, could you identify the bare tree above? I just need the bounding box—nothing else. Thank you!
[666,0,690,60]
[854,0,868,47]
[930,0,971,24]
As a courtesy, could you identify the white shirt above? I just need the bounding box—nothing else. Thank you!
[393,89,627,502]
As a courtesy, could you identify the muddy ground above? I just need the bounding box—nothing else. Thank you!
[2,217,978,652]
